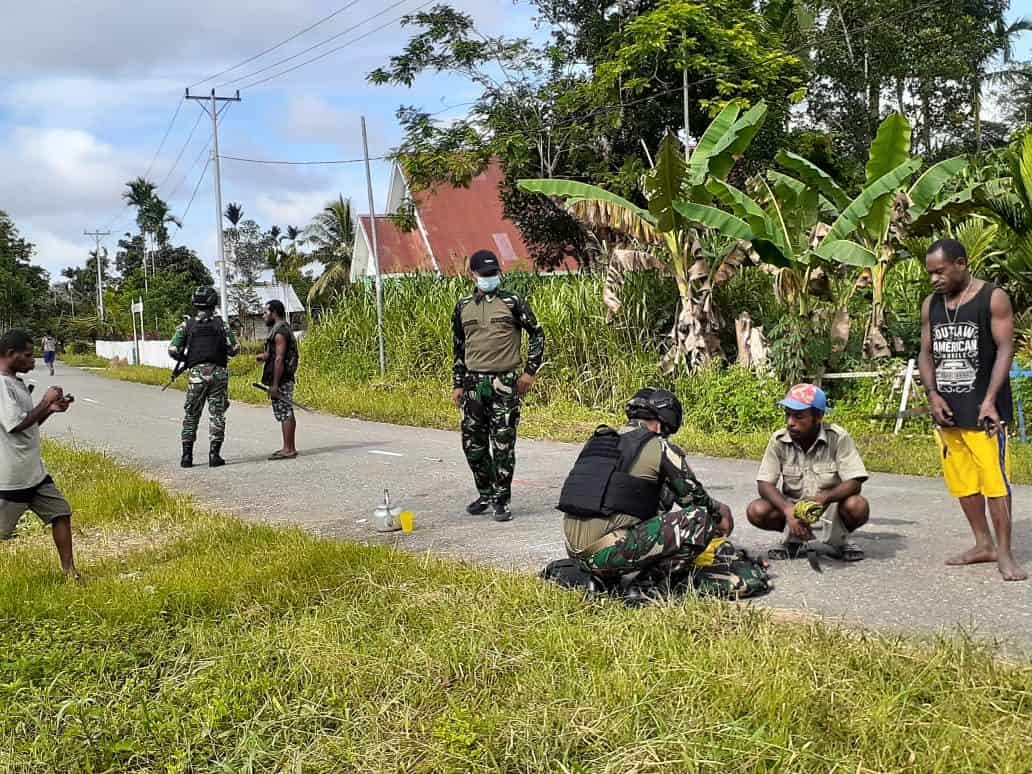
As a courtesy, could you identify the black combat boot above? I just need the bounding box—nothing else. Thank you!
[209,442,226,468]
[180,442,194,468]
[466,496,491,515]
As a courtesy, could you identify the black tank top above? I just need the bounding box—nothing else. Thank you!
[928,281,1013,429]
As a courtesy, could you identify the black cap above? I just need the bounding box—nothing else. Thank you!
[469,249,500,276]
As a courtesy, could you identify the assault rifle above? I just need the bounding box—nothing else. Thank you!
[162,359,187,392]
[252,382,314,413]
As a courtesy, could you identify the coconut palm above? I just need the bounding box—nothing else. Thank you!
[305,195,356,307]
[123,177,158,237]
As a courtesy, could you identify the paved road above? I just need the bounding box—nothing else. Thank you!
[36,363,1032,649]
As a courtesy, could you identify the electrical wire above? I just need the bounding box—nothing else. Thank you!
[166,136,212,203]
[141,98,184,180]
[220,153,386,165]
[225,0,431,90]
[188,0,365,88]
[176,156,212,228]
[158,107,205,189]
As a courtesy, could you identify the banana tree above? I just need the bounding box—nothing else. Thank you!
[519,101,767,372]
[794,114,968,358]
[697,166,876,371]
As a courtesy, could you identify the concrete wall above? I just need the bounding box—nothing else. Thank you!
[95,340,177,369]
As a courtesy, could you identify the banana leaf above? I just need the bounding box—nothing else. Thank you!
[776,150,851,211]
[820,158,923,246]
[908,157,968,220]
[687,103,741,184]
[644,133,689,233]
[671,201,752,240]
[814,239,878,267]
[708,102,768,181]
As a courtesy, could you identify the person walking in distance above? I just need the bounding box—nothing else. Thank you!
[452,249,545,521]
[168,286,240,469]
[0,329,79,580]
[256,300,299,460]
[919,238,1026,581]
[42,332,58,376]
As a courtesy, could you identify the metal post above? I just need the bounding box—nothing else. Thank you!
[130,301,139,364]
[362,115,386,377]
[185,88,240,320]
[682,67,691,161]
[894,358,916,435]
[84,229,110,320]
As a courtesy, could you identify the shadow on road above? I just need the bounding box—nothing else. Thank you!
[226,442,384,465]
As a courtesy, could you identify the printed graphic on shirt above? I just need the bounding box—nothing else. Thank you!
[932,321,979,394]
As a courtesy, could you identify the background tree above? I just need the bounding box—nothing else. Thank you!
[305,195,356,307]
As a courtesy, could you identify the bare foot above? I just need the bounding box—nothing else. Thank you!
[64,568,83,584]
[946,545,997,565]
[998,555,1028,582]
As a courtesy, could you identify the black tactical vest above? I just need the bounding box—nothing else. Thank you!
[557,425,661,521]
[185,317,229,368]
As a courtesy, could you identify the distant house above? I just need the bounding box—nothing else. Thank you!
[351,159,580,280]
[220,281,306,340]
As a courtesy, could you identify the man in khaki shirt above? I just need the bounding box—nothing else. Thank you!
[746,384,870,561]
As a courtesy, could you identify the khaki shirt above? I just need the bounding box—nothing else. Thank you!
[756,423,868,500]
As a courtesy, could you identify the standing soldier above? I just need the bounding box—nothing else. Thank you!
[451,249,545,522]
[168,286,239,469]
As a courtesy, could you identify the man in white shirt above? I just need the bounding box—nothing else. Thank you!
[0,329,78,579]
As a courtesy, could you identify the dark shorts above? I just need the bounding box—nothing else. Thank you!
[43,352,56,365]
[0,480,72,538]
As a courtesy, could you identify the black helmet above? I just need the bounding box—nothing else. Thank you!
[192,286,218,309]
[625,387,683,436]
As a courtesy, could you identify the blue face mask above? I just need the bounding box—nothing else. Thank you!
[476,275,500,293]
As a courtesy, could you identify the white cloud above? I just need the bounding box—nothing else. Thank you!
[254,189,342,228]
[26,230,89,279]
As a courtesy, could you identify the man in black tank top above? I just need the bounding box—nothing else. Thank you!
[257,300,299,460]
[919,238,1026,581]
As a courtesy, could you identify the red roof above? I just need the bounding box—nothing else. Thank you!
[413,160,538,275]
[360,160,580,276]
[359,215,432,274]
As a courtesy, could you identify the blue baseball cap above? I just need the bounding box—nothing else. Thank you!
[779,383,828,413]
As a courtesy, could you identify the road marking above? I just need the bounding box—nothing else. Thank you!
[82,398,101,405]
[369,450,403,457]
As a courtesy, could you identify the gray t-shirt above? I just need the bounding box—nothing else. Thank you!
[0,375,47,491]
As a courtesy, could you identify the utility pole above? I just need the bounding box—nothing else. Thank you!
[84,229,110,320]
[682,67,692,161]
[362,115,386,377]
[186,88,240,319]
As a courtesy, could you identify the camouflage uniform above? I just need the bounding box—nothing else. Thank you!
[564,423,724,579]
[453,289,545,505]
[168,313,239,444]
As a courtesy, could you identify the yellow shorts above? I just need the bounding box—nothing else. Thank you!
[935,428,1012,499]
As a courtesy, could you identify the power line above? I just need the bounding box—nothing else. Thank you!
[226,0,431,90]
[166,136,213,203]
[142,98,184,180]
[220,153,386,165]
[158,107,205,189]
[177,156,211,228]
[189,0,365,89]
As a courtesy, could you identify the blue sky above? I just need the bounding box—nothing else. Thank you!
[0,0,540,281]
[3,0,1032,282]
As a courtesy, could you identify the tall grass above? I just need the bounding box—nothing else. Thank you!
[3,441,1031,772]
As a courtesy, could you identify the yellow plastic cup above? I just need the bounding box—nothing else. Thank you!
[398,510,415,533]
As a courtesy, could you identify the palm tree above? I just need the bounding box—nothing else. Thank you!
[975,16,1032,151]
[123,177,157,236]
[305,195,356,307]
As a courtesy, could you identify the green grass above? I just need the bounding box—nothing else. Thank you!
[2,441,1031,772]
[59,352,109,368]
[77,357,1032,485]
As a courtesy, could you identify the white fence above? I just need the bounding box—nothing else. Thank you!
[95,340,177,369]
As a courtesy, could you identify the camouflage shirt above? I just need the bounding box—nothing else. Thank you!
[168,312,240,360]
[452,288,545,388]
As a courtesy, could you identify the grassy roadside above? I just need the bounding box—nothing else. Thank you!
[63,356,1032,484]
[2,441,1031,771]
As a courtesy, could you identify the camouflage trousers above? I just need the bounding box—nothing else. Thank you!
[460,371,521,504]
[181,365,229,444]
[576,507,716,579]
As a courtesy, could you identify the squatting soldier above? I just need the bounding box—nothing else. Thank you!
[559,388,737,584]
[451,249,545,522]
[168,286,239,468]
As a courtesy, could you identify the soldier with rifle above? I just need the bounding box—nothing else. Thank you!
[167,287,239,468]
